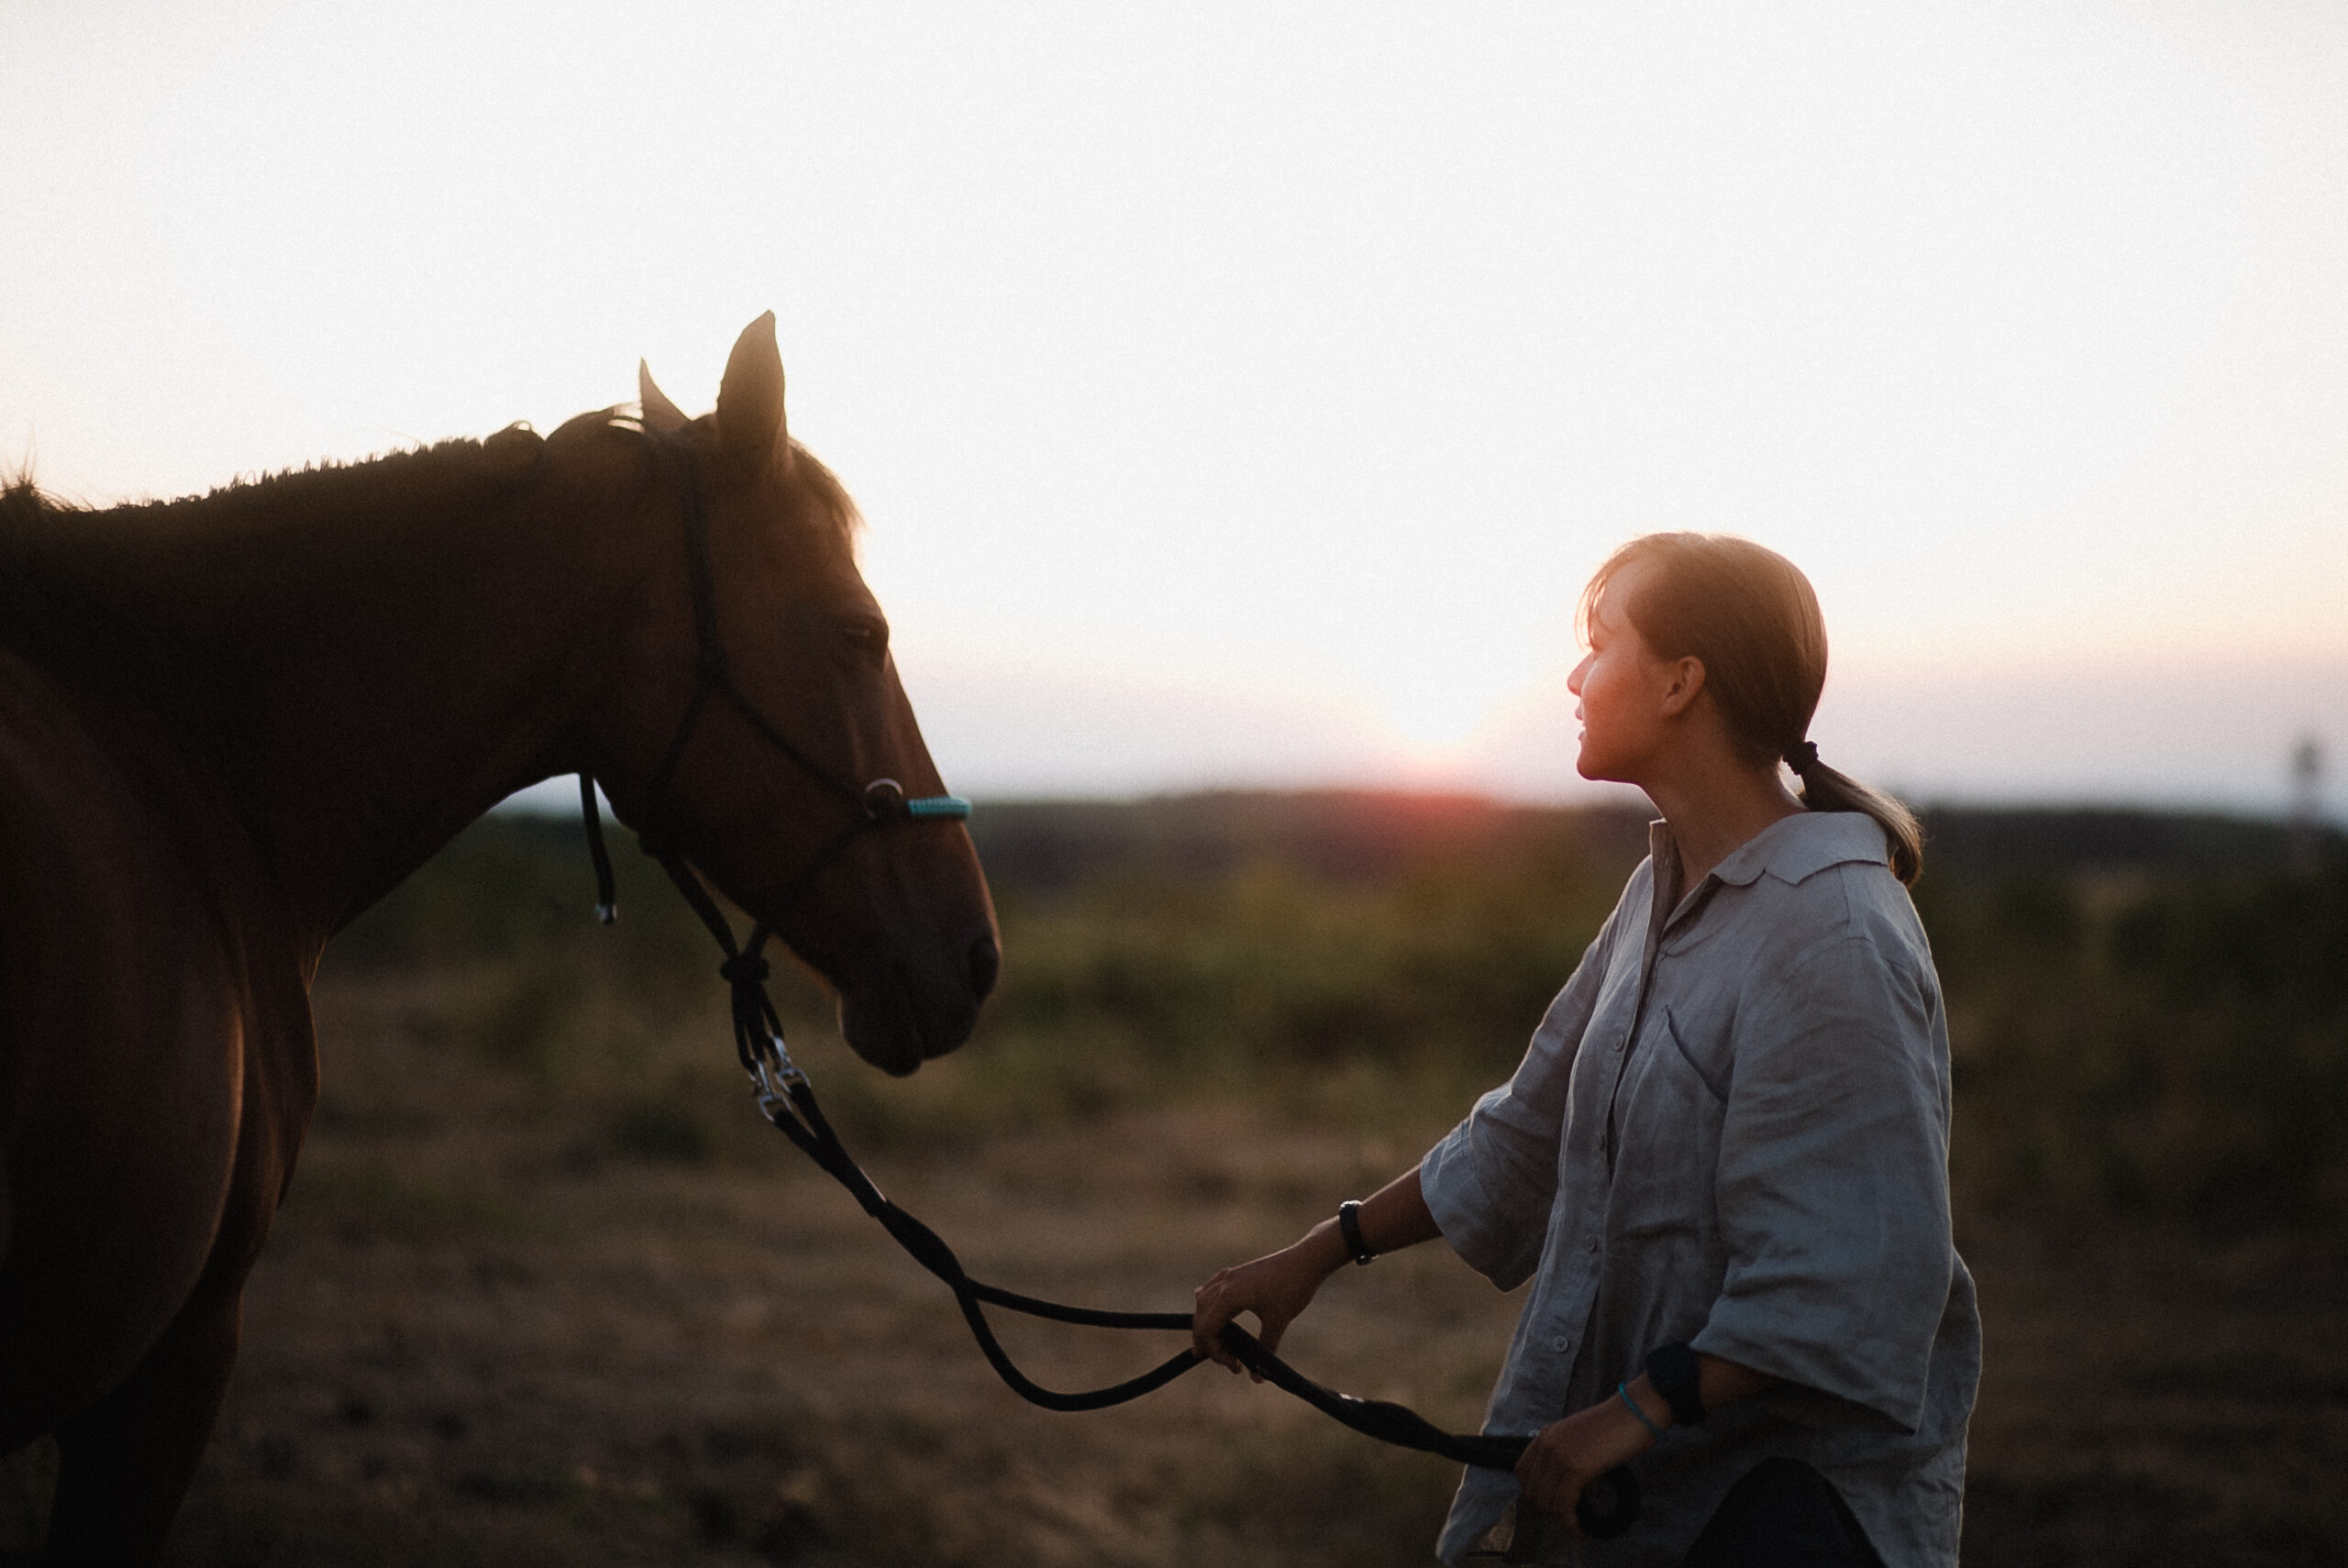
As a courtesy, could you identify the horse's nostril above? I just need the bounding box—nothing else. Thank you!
[967,933,1001,1000]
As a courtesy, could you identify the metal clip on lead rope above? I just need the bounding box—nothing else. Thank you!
[745,1029,808,1124]
[581,775,620,923]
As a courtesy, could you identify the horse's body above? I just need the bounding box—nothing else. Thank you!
[0,316,997,1562]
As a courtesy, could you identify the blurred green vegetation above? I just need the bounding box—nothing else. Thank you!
[327,793,2348,1228]
[1917,835,2348,1224]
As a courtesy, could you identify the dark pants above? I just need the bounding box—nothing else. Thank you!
[1679,1458,1885,1568]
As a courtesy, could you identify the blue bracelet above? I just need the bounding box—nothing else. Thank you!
[1616,1382,1667,1442]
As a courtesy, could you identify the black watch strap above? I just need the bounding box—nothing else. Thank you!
[1643,1341,1705,1426]
[1336,1199,1376,1265]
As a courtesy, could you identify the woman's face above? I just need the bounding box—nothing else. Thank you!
[1567,561,1680,784]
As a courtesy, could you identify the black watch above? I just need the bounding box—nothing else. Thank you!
[1336,1199,1376,1266]
[1643,1341,1705,1427]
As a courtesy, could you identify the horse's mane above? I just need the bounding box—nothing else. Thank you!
[0,471,42,530]
[6,429,548,530]
[0,408,862,548]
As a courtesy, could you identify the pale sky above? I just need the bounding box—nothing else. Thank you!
[5,2,2344,816]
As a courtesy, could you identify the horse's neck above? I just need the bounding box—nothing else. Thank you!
[31,436,648,956]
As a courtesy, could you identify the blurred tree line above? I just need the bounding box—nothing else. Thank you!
[329,793,2348,1228]
[1914,812,2348,1223]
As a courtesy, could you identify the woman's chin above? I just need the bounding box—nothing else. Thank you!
[1576,751,1634,788]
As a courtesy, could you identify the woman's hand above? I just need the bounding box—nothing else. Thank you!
[1191,1225,1346,1375]
[1514,1379,1667,1536]
[1191,1170,1441,1376]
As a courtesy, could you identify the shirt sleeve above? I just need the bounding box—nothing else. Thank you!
[1419,885,1630,1292]
[1690,911,1955,1432]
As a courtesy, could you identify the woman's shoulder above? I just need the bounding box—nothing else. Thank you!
[1685,822,1943,1056]
[1722,813,1932,965]
[1733,810,1892,886]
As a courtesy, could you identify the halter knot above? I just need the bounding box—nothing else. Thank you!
[719,954,771,985]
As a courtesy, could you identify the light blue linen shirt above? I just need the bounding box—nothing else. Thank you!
[1418,812,1978,1566]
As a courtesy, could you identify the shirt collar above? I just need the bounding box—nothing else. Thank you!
[1650,810,1888,896]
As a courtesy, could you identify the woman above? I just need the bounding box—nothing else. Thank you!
[1192,534,1977,1567]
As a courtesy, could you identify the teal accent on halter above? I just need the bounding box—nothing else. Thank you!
[906,795,973,820]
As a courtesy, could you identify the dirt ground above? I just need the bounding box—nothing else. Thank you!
[5,972,2343,1566]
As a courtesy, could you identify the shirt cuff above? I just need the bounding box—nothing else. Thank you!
[1419,1117,1545,1292]
[1689,1300,1932,1433]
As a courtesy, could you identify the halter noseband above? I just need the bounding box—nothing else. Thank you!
[575,430,969,1098]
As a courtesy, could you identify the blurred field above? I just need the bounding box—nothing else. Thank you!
[6,792,2343,1563]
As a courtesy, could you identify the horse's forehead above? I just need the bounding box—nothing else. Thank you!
[721,479,848,561]
[740,502,872,607]
[792,557,879,613]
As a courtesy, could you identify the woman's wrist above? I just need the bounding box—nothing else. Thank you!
[1618,1374,1672,1438]
[1296,1218,1354,1278]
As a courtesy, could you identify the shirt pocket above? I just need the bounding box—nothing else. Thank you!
[1660,1004,1732,1105]
[1608,1009,1730,1246]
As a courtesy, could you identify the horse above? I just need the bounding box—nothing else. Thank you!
[0,314,999,1562]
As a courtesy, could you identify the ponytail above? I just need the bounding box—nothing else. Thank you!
[1784,742,1924,886]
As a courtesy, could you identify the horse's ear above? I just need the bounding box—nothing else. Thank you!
[716,311,787,478]
[638,360,688,433]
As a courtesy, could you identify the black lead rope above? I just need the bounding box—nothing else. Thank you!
[577,781,1638,1540]
[570,426,1638,1538]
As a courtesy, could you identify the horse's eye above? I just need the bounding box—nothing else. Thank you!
[838,617,891,669]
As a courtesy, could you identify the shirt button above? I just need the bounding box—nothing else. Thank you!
[1588,1238,1600,1253]
[1550,1335,1570,1353]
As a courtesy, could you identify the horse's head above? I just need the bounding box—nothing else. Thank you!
[584,314,997,1075]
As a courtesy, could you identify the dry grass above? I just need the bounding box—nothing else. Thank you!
[5,961,2343,1563]
[157,971,1521,1568]
[1954,1213,2348,1566]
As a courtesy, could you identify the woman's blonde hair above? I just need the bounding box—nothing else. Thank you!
[1582,532,1923,885]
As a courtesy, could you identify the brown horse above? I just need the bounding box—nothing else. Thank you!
[0,315,999,1562]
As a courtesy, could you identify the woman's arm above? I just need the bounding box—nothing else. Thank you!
[1191,1165,1440,1374]
[1695,929,1955,1430]
[1515,1355,1782,1533]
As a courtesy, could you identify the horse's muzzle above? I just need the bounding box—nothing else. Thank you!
[966,933,1001,1002]
[838,931,995,1076]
